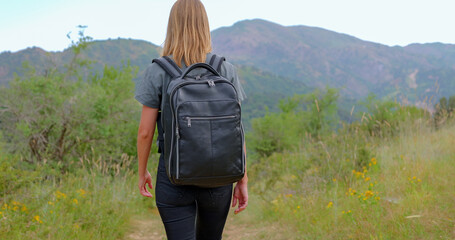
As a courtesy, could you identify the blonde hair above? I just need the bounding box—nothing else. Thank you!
[162,0,212,68]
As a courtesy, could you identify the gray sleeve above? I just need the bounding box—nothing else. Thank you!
[134,63,164,108]
[221,61,247,102]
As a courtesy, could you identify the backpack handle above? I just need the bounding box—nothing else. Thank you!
[181,63,220,79]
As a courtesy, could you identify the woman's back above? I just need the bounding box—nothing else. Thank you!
[135,1,248,239]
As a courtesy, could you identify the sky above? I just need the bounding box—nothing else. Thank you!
[1,0,454,53]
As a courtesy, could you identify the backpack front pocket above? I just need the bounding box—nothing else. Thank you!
[177,115,242,179]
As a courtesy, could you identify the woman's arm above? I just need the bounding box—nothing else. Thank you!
[137,105,159,198]
[232,142,248,214]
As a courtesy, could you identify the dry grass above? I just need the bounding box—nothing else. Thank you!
[245,122,455,239]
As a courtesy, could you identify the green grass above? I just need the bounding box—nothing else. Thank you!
[247,121,455,239]
[1,122,454,239]
[0,154,159,240]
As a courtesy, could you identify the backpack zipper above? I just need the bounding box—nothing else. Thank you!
[185,115,236,127]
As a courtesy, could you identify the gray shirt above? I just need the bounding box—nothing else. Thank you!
[134,53,246,109]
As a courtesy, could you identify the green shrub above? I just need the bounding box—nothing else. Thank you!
[0,31,150,174]
[359,94,428,137]
[434,95,455,128]
[247,87,339,157]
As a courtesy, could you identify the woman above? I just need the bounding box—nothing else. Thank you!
[134,0,248,239]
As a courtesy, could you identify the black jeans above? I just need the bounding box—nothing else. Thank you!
[155,154,233,240]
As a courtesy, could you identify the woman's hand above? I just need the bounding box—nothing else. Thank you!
[138,170,154,198]
[232,177,248,214]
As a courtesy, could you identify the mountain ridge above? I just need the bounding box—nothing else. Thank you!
[1,19,455,106]
[211,19,455,102]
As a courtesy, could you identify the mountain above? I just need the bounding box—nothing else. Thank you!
[237,65,308,121]
[212,19,455,103]
[1,19,455,115]
[0,38,161,85]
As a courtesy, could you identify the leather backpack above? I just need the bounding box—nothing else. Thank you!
[153,55,245,187]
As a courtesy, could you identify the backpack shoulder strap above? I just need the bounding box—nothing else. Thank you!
[152,56,182,78]
[208,54,226,73]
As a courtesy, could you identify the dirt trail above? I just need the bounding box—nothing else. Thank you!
[124,208,166,240]
[124,208,291,240]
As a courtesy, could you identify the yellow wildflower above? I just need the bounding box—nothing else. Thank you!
[12,201,21,206]
[375,197,381,201]
[73,199,78,205]
[413,176,417,180]
[365,177,371,182]
[48,201,54,205]
[33,215,43,223]
[326,201,333,209]
[2,203,8,210]
[333,178,337,182]
[55,190,67,199]
[347,210,352,214]
[348,188,357,196]
[342,210,345,214]
[353,171,364,178]
[77,189,87,197]
[0,211,2,216]
[371,157,377,165]
[21,205,27,212]
[12,206,18,211]
[297,205,301,209]
[364,190,374,198]
[286,194,293,198]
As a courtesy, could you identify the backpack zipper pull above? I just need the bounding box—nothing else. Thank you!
[186,117,192,127]
[207,80,215,87]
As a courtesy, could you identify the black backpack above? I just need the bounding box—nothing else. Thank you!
[152,55,245,187]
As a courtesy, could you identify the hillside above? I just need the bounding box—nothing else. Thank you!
[0,38,161,85]
[212,19,455,102]
[1,19,455,110]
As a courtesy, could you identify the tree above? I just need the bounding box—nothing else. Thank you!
[0,28,143,172]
